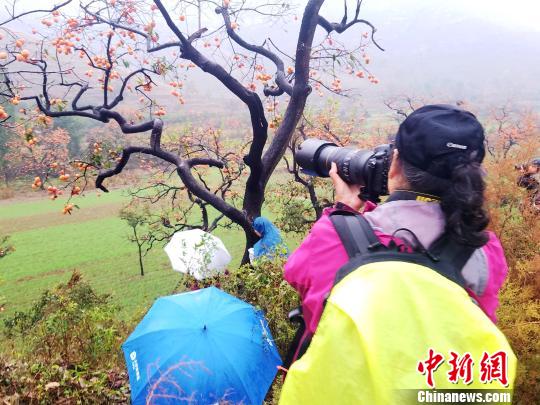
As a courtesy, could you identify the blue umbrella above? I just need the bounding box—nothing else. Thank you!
[122,287,282,405]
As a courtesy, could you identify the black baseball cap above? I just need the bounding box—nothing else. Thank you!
[395,104,485,179]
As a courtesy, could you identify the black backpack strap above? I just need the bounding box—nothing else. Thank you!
[330,209,478,289]
[329,211,378,259]
[329,210,384,259]
[284,211,380,368]
[427,233,477,288]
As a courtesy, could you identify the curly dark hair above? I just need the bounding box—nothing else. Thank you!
[401,158,489,247]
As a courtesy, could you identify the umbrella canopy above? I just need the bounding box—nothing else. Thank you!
[164,229,231,280]
[123,287,282,405]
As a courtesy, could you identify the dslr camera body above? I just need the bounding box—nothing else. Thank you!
[295,138,393,203]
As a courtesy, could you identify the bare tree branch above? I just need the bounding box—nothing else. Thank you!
[0,0,72,26]
[318,0,384,51]
[216,5,292,96]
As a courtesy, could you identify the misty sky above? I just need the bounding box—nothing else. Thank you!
[13,0,539,30]
[358,0,540,32]
[2,0,539,112]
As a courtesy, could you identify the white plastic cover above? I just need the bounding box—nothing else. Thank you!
[164,229,232,280]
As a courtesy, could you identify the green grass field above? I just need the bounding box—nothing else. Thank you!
[0,188,286,323]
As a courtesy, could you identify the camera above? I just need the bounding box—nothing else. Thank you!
[295,138,393,202]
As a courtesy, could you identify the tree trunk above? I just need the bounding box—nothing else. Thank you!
[242,186,264,219]
[138,243,145,276]
[241,227,259,266]
[133,226,145,276]
[240,181,266,265]
[238,0,325,262]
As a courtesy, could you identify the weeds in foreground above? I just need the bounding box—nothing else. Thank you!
[1,272,129,403]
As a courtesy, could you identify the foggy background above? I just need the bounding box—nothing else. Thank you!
[2,0,539,115]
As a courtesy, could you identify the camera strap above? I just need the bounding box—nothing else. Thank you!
[386,190,440,203]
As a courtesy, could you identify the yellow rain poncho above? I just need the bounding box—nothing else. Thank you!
[280,261,516,404]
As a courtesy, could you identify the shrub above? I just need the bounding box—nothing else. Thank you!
[485,161,540,404]
[0,234,14,259]
[0,186,14,200]
[3,271,126,368]
[481,111,540,405]
[0,358,129,404]
[268,178,333,235]
[1,272,130,402]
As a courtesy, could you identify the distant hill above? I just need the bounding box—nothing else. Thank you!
[5,0,539,120]
[360,5,540,109]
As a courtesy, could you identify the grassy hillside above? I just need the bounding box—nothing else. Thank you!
[0,189,252,321]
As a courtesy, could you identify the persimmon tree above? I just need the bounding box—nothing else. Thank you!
[0,0,383,262]
[127,123,247,229]
[4,126,70,188]
[485,105,536,162]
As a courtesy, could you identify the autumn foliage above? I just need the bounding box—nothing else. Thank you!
[483,111,540,405]
[0,0,384,261]
[4,126,70,187]
[0,1,538,403]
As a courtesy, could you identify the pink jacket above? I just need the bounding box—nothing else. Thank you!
[284,200,508,338]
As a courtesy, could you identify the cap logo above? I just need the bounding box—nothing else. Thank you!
[446,142,467,150]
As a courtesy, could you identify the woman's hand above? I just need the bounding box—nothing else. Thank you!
[330,162,365,211]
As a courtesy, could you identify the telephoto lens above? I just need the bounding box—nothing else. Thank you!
[295,138,393,202]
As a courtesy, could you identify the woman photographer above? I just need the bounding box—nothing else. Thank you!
[280,105,514,403]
